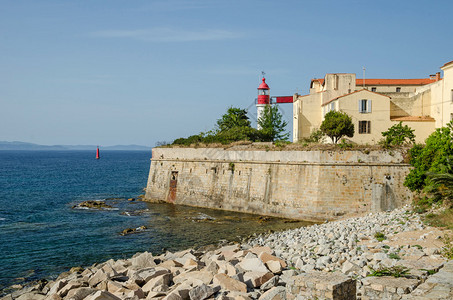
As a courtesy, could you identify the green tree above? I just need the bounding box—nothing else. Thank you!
[404,121,453,192]
[320,111,354,144]
[257,105,289,141]
[216,107,251,132]
[381,122,415,147]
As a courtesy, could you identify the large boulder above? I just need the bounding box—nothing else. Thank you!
[213,273,247,293]
[131,252,156,269]
[84,290,121,300]
[188,284,216,300]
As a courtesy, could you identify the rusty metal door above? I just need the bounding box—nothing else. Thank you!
[168,171,178,203]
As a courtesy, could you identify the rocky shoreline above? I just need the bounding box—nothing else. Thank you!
[2,207,452,300]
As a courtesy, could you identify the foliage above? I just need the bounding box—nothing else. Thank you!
[338,139,354,149]
[369,266,409,278]
[172,134,204,146]
[404,121,453,192]
[274,140,291,147]
[441,234,453,259]
[173,104,290,146]
[216,107,251,132]
[380,122,415,147]
[426,164,453,206]
[423,208,453,230]
[173,106,259,145]
[320,111,354,144]
[302,128,325,143]
[388,252,401,260]
[257,105,289,142]
[374,232,386,242]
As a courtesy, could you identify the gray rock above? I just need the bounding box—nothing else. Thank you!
[188,284,215,300]
[131,251,156,269]
[238,257,269,273]
[258,286,286,300]
[65,287,97,300]
[260,275,279,291]
[85,290,121,300]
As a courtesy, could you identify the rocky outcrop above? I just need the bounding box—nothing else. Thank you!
[3,208,452,299]
[72,201,113,210]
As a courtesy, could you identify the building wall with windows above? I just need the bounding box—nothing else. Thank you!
[322,90,391,144]
[437,61,453,127]
[293,62,453,144]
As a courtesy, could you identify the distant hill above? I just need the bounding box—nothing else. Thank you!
[0,141,150,151]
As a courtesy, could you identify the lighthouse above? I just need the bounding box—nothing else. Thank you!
[256,77,270,129]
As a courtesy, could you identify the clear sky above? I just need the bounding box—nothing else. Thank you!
[1,0,452,147]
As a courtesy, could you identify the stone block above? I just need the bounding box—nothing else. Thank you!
[289,271,356,300]
[65,287,97,300]
[213,273,247,293]
[188,283,216,300]
[131,252,157,269]
[85,290,121,300]
[142,273,172,293]
[361,276,419,299]
[243,271,273,288]
[238,257,269,273]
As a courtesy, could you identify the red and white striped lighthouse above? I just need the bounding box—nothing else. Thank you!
[256,77,270,129]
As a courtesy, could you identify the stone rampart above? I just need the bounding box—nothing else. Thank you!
[144,148,412,221]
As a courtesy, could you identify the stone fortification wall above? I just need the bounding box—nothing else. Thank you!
[144,148,412,221]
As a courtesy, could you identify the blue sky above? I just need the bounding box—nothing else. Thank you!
[1,0,452,146]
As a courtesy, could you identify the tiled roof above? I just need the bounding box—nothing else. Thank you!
[311,78,324,85]
[311,77,438,87]
[321,89,390,106]
[356,78,436,86]
[441,60,453,69]
[391,116,435,122]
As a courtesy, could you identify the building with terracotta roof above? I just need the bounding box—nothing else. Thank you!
[293,61,453,144]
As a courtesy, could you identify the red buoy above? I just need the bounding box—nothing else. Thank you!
[96,146,100,159]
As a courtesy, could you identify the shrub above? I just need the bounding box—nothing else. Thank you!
[374,232,386,242]
[404,121,453,193]
[380,122,415,147]
[303,128,325,143]
[369,266,409,278]
[320,111,354,144]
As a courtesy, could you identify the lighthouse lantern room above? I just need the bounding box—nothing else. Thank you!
[256,77,270,129]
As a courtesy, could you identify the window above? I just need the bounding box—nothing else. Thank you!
[359,121,371,134]
[396,87,401,92]
[359,99,372,113]
[371,87,376,92]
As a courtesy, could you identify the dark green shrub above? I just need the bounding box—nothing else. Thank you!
[320,111,354,144]
[381,122,415,147]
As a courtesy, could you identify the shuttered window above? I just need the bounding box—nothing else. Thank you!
[359,121,371,134]
[359,99,372,113]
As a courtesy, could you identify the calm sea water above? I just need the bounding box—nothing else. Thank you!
[0,150,311,291]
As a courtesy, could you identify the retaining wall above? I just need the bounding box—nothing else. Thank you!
[144,148,412,221]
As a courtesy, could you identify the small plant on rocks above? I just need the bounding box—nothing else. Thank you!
[388,252,401,260]
[374,231,386,242]
[369,266,409,278]
[441,234,453,259]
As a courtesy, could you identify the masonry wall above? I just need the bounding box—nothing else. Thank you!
[144,148,412,221]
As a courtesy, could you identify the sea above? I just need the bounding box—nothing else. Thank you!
[0,150,312,292]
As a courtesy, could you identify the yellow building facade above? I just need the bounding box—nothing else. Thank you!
[293,61,453,144]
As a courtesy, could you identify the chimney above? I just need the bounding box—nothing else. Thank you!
[436,72,441,81]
